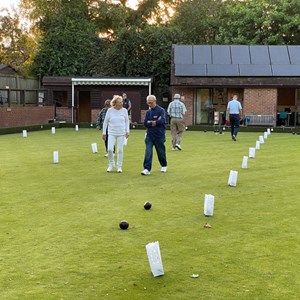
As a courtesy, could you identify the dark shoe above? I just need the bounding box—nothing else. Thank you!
[232,135,236,141]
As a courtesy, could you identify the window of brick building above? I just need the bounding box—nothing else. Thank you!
[53,91,68,107]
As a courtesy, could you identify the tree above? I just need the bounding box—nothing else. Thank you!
[170,0,224,44]
[95,24,183,97]
[216,0,300,45]
[0,8,37,75]
[31,0,105,77]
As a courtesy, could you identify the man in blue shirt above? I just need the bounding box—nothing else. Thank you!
[141,95,167,175]
[226,95,243,141]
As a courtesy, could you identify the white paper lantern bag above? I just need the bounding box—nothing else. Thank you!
[264,132,268,139]
[22,130,27,138]
[256,141,260,150]
[91,143,98,153]
[146,241,164,277]
[51,127,56,134]
[267,128,271,135]
[259,136,264,143]
[123,137,128,146]
[242,156,248,169]
[228,170,238,187]
[204,194,215,216]
[53,151,59,164]
[75,125,79,131]
[249,147,256,158]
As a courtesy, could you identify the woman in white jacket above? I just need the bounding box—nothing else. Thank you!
[102,95,129,173]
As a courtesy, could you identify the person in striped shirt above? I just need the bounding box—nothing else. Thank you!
[167,94,187,150]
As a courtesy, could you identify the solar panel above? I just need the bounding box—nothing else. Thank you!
[193,45,212,64]
[173,45,300,77]
[269,46,290,64]
[288,46,300,64]
[250,46,270,64]
[175,64,206,76]
[212,46,231,64]
[272,65,300,76]
[174,45,193,64]
[231,46,250,64]
[207,64,239,76]
[239,64,272,76]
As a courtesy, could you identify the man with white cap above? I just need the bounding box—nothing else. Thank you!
[167,93,187,150]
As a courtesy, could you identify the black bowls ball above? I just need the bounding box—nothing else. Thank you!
[119,220,129,230]
[144,201,152,210]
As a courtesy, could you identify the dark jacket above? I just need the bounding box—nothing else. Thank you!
[144,105,166,140]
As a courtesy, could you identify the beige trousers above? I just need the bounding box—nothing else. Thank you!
[170,118,185,147]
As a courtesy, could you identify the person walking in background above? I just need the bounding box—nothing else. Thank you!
[122,93,132,122]
[141,95,167,175]
[96,99,111,157]
[102,95,129,173]
[226,95,242,141]
[167,93,187,150]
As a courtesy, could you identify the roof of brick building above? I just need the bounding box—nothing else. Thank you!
[173,45,300,77]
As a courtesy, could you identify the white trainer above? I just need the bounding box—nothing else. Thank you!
[141,169,150,175]
[107,165,114,172]
[161,166,167,173]
[117,168,122,173]
[175,144,182,150]
[172,147,177,151]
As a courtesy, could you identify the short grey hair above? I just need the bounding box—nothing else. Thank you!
[146,95,157,102]
[174,94,181,99]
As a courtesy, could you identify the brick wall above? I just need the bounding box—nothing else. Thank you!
[56,108,100,124]
[56,107,72,122]
[243,88,277,115]
[0,106,55,128]
[91,109,99,124]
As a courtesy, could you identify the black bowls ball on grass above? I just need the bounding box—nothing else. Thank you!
[144,201,152,210]
[119,220,129,230]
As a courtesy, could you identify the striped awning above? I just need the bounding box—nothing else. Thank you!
[72,78,152,86]
[71,77,152,123]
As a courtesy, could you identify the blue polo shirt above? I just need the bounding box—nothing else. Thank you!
[227,99,242,114]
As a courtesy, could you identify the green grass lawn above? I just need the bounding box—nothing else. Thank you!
[1,128,299,300]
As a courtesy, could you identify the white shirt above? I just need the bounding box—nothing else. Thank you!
[102,107,129,136]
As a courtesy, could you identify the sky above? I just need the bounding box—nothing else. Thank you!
[0,0,20,10]
[0,0,138,10]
